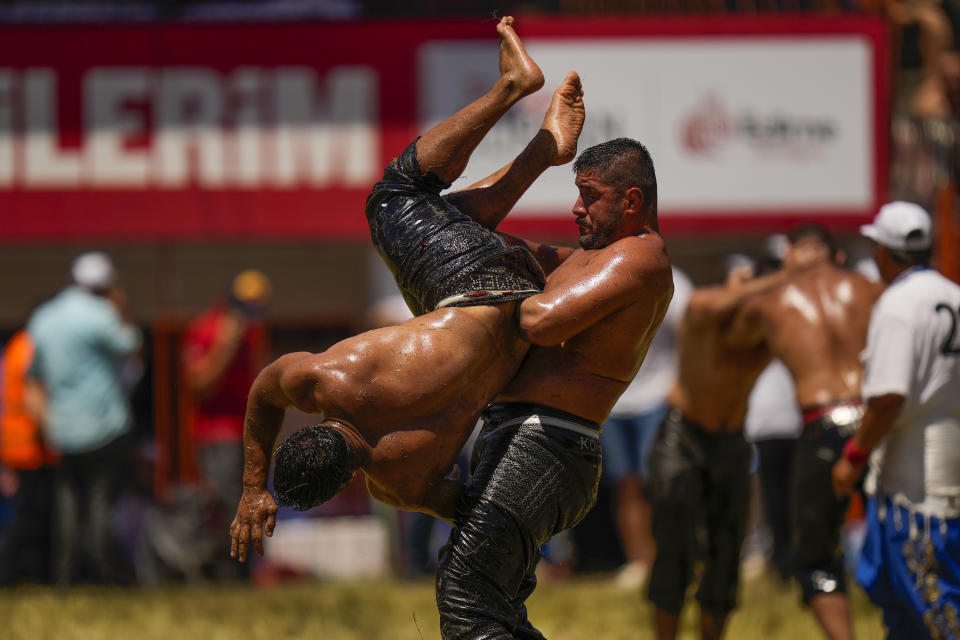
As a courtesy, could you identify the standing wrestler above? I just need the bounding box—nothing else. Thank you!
[230,17,597,558]
[731,224,883,640]
[646,258,789,640]
[435,132,672,640]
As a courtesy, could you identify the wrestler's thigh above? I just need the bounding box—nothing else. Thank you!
[436,497,533,634]
[792,437,848,563]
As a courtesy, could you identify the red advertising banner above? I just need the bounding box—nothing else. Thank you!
[0,15,887,241]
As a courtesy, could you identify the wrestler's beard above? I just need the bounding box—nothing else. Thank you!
[577,212,622,249]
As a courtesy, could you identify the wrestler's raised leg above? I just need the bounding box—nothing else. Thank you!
[446,70,584,229]
[415,16,544,185]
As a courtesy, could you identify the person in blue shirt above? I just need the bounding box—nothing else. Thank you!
[28,251,141,585]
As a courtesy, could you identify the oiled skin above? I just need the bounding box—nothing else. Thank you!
[666,270,790,432]
[500,233,673,424]
[252,303,529,517]
[668,316,772,433]
[736,262,882,408]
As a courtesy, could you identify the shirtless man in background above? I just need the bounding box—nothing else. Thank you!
[731,224,883,640]
[647,259,788,640]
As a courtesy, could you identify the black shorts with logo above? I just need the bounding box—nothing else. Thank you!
[436,402,602,640]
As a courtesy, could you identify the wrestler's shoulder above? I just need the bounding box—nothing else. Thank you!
[609,233,671,281]
[791,262,882,297]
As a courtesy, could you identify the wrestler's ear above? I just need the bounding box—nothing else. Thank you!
[623,187,644,216]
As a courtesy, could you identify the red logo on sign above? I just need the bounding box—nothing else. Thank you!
[681,94,732,155]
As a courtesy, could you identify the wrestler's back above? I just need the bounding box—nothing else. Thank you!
[314,304,527,435]
[668,311,771,432]
[756,263,880,408]
[496,235,673,424]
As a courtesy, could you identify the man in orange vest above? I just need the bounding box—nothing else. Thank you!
[0,329,57,585]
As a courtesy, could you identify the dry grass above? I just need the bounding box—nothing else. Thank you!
[0,572,884,640]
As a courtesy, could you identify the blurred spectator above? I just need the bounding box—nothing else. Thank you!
[599,266,693,590]
[0,329,58,585]
[181,269,271,581]
[888,0,958,212]
[27,251,142,586]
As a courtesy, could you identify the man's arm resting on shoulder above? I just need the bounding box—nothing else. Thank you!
[687,269,788,331]
[229,351,314,562]
[725,295,767,348]
[831,393,905,497]
[519,236,672,346]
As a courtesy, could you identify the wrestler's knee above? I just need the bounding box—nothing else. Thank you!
[695,568,740,614]
[648,562,688,615]
[796,566,847,603]
[791,508,844,573]
[436,501,531,639]
[793,537,848,603]
[436,546,514,640]
[648,538,695,613]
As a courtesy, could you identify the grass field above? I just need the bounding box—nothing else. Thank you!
[0,572,884,639]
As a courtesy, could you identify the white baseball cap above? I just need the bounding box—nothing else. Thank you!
[71,251,117,289]
[861,201,932,251]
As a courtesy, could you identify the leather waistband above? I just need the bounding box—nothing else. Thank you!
[801,401,864,426]
[482,402,601,440]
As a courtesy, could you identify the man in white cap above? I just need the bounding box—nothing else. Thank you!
[833,201,960,639]
[27,251,142,585]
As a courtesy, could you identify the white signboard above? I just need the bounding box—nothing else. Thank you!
[420,37,873,218]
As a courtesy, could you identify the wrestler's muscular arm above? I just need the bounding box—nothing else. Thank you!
[229,352,317,562]
[519,234,672,346]
[693,269,791,343]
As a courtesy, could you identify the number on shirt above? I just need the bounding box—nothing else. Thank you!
[935,303,960,355]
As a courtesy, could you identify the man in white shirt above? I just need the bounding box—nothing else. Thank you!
[833,201,960,640]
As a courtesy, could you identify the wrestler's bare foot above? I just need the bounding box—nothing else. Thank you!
[496,16,544,99]
[541,71,585,166]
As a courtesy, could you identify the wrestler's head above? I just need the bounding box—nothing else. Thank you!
[572,138,658,249]
[783,223,842,271]
[273,422,355,510]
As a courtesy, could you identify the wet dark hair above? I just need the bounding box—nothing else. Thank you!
[273,423,351,510]
[788,223,837,257]
[573,138,658,224]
